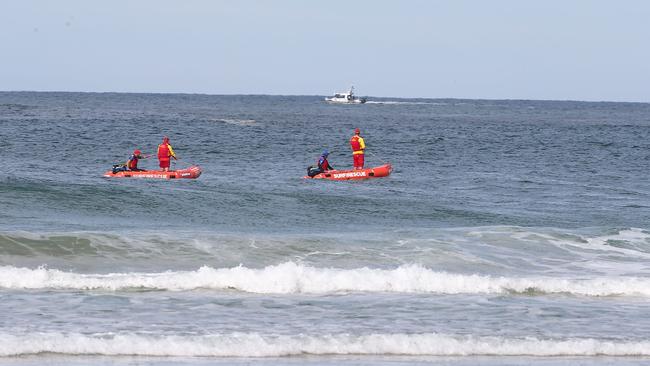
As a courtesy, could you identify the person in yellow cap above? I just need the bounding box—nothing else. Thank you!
[126,149,148,171]
[349,128,365,169]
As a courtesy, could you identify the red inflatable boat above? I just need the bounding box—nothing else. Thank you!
[304,163,392,181]
[103,166,202,179]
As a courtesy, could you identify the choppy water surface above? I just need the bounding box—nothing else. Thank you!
[1,92,650,365]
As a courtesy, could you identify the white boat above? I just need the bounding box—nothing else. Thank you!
[325,86,367,104]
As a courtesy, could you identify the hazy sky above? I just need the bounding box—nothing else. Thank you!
[1,0,648,101]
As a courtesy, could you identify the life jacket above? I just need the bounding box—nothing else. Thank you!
[127,154,139,169]
[350,135,362,152]
[158,143,170,160]
[318,156,330,170]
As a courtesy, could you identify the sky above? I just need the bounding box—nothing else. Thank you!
[1,0,648,102]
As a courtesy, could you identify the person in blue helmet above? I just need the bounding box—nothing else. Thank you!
[307,150,335,177]
[318,150,334,171]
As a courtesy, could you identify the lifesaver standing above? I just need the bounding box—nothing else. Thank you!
[349,128,365,170]
[157,136,177,172]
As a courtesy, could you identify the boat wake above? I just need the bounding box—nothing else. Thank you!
[365,100,447,105]
[212,118,259,126]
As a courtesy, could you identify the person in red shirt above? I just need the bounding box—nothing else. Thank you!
[318,150,334,171]
[307,150,335,177]
[126,149,147,171]
[157,136,177,172]
[349,128,366,169]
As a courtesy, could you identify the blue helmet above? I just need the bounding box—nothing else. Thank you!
[321,150,329,157]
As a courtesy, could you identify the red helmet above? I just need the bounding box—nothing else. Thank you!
[354,128,360,134]
[163,136,169,143]
[134,149,141,155]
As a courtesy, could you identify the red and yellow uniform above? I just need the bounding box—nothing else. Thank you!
[157,137,177,171]
[350,128,365,169]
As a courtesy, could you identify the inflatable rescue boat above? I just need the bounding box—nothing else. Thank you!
[103,166,202,179]
[304,163,392,181]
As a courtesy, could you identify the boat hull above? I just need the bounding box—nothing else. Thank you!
[103,166,202,179]
[304,164,392,181]
[324,97,366,104]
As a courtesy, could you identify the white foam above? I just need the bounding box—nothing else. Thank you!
[1,263,649,296]
[463,226,650,274]
[1,332,649,357]
[584,228,650,250]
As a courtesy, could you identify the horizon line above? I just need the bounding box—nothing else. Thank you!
[0,89,647,105]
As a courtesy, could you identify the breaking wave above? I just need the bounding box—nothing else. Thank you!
[3,227,650,263]
[1,262,649,296]
[1,332,649,357]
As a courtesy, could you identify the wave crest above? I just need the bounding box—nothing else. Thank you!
[1,262,649,296]
[1,332,649,357]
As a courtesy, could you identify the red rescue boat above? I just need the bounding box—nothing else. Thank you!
[103,166,202,179]
[304,163,392,181]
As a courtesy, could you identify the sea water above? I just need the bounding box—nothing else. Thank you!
[1,92,650,365]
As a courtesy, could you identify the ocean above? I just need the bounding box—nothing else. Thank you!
[1,92,650,365]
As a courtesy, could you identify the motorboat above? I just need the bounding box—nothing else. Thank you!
[103,166,202,179]
[325,86,367,104]
[304,164,392,181]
